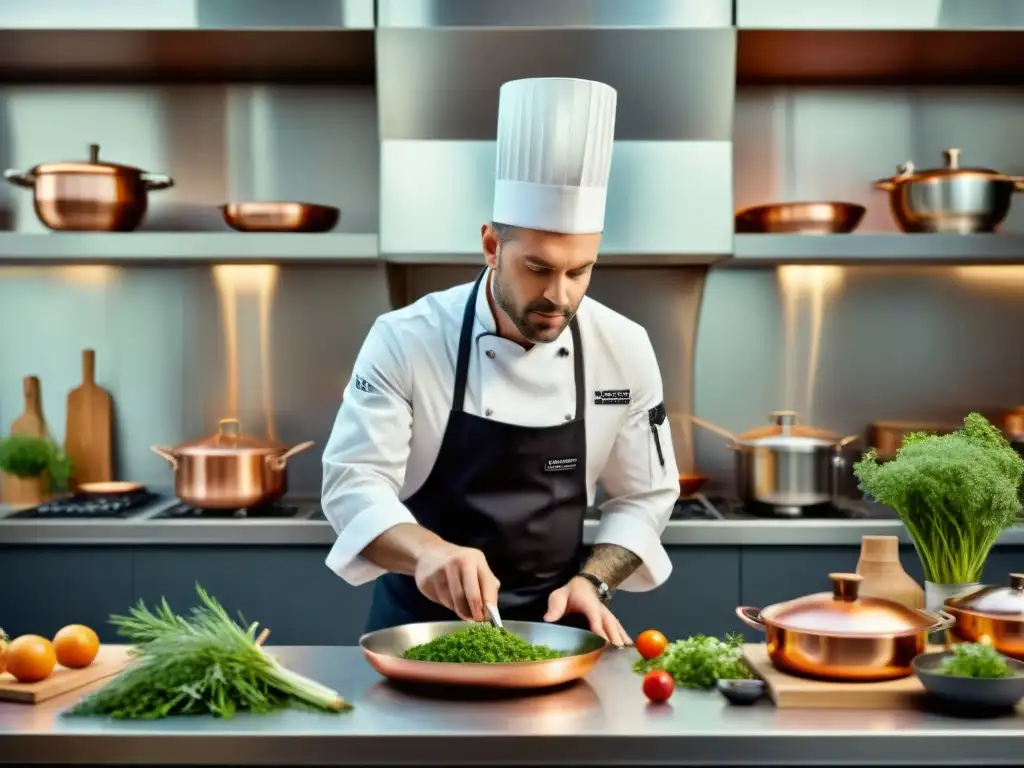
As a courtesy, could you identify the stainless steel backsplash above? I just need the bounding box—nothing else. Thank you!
[2,84,1024,493]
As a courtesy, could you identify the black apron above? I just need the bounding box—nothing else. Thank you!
[365,269,590,633]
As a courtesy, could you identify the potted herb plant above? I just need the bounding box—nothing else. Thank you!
[854,413,1024,612]
[0,434,72,506]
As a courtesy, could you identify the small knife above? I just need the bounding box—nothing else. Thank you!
[485,603,504,630]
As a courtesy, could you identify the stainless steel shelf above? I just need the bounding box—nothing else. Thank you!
[0,233,380,264]
[384,252,722,266]
[732,234,1024,264]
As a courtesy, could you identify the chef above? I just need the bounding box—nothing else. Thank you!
[322,77,678,647]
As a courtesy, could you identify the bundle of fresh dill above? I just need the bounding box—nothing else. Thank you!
[854,413,1024,585]
[401,624,565,663]
[67,585,351,719]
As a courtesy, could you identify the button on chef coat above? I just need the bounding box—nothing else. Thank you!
[322,270,678,592]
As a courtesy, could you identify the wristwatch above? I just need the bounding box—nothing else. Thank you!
[577,572,612,603]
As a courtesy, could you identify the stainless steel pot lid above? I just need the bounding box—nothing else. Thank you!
[735,411,844,449]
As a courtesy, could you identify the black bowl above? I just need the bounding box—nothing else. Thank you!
[913,651,1024,712]
[717,678,765,706]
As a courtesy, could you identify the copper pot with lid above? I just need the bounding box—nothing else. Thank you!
[151,418,314,510]
[736,572,956,681]
[945,574,1024,660]
[730,411,859,517]
[4,143,174,232]
[874,148,1024,233]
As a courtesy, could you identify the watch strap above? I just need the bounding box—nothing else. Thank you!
[577,571,611,603]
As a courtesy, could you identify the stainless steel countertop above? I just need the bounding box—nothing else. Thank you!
[2,646,1023,766]
[2,494,1024,548]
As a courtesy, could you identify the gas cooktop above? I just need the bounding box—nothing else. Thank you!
[8,490,159,519]
[151,502,315,520]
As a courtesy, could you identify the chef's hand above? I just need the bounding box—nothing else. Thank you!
[544,576,632,648]
[414,543,500,622]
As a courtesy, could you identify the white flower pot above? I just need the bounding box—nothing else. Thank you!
[924,581,981,613]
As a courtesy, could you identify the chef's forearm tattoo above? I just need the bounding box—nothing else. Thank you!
[581,544,642,591]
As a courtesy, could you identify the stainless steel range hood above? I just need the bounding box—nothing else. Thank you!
[377,0,736,263]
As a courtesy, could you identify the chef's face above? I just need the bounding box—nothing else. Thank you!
[481,223,600,344]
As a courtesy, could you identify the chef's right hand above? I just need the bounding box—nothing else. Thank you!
[414,543,500,622]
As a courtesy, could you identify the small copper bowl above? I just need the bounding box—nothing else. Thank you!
[735,202,866,234]
[220,202,340,233]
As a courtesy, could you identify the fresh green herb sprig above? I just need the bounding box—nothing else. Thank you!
[67,584,350,719]
[401,623,566,663]
[939,642,1015,680]
[854,413,1024,584]
[633,633,752,689]
[0,435,72,490]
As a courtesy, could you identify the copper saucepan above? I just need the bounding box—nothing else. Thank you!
[944,574,1024,660]
[151,418,314,509]
[737,572,956,681]
[4,143,173,232]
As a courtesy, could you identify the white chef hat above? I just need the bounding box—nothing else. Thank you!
[493,77,618,235]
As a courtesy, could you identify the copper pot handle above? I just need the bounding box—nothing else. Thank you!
[3,168,35,188]
[141,172,174,191]
[150,445,179,470]
[928,608,957,632]
[735,606,767,631]
[1012,177,1024,192]
[266,441,316,471]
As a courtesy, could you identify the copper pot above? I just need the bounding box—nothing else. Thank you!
[735,202,865,234]
[221,201,340,233]
[736,572,955,681]
[4,143,173,232]
[945,574,1024,660]
[151,418,314,510]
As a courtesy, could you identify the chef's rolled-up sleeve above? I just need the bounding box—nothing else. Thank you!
[322,319,417,585]
[595,332,678,592]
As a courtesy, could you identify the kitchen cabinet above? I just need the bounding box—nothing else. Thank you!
[132,547,373,645]
[0,547,134,643]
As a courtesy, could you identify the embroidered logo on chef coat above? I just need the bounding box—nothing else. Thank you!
[593,389,631,406]
[544,457,579,473]
[354,375,379,395]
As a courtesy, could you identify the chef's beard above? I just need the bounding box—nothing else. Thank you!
[491,260,575,344]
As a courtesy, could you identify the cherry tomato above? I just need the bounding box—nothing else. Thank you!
[636,629,669,660]
[642,669,675,703]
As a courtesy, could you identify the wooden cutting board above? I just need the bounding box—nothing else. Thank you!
[742,643,932,709]
[65,349,113,487]
[2,375,48,505]
[0,644,132,704]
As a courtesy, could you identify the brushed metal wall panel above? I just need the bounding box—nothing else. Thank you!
[733,86,1024,235]
[378,0,732,28]
[380,141,733,256]
[736,0,1024,29]
[693,266,1024,489]
[0,265,392,492]
[0,84,378,234]
[376,28,735,140]
[0,0,374,29]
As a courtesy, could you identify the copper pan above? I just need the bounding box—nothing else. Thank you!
[735,202,865,234]
[360,620,608,689]
[737,572,956,681]
[221,201,340,233]
[945,574,1024,659]
[678,473,709,497]
[77,481,144,495]
[868,421,958,461]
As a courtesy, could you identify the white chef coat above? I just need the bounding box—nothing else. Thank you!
[322,270,678,591]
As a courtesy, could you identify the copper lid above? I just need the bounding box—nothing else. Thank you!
[31,144,144,177]
[946,574,1024,617]
[737,410,841,449]
[174,418,287,456]
[883,148,1016,186]
[762,573,936,636]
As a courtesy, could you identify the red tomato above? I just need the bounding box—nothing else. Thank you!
[636,629,668,660]
[642,669,675,703]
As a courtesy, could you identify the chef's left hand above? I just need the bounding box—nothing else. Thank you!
[544,576,632,648]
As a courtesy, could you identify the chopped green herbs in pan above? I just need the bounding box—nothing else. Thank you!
[401,624,566,663]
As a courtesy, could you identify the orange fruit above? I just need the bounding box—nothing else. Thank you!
[53,625,100,669]
[6,635,56,683]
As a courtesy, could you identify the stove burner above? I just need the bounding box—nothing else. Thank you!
[583,497,721,521]
[10,490,157,519]
[707,496,898,521]
[153,502,303,520]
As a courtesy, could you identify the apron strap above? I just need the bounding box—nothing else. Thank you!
[452,268,586,419]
